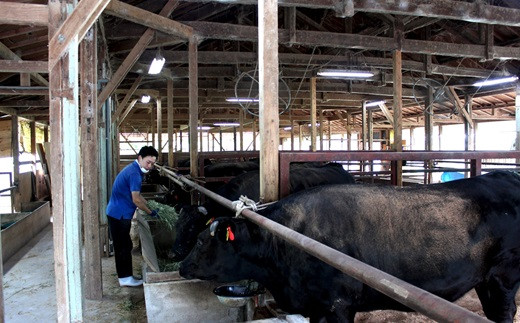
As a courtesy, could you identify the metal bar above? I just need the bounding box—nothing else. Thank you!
[156,165,490,323]
[279,150,520,197]
[0,186,16,195]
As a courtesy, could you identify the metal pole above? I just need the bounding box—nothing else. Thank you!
[156,165,489,323]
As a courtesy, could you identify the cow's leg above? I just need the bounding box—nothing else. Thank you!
[475,274,519,323]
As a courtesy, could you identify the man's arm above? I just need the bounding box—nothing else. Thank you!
[131,191,153,215]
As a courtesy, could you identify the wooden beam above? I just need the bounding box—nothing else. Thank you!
[379,103,394,127]
[189,38,198,181]
[334,111,352,136]
[48,0,83,320]
[0,41,48,86]
[448,87,474,128]
[180,0,520,27]
[48,0,111,70]
[310,77,317,152]
[319,108,324,150]
[156,97,162,162]
[80,26,102,300]
[12,116,21,211]
[393,48,403,186]
[97,0,179,106]
[167,79,174,166]
[119,99,138,126]
[0,2,48,26]
[113,75,143,121]
[184,21,520,60]
[0,86,48,96]
[105,0,193,39]
[258,0,279,202]
[0,60,48,73]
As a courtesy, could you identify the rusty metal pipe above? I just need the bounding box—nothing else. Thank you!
[156,165,489,323]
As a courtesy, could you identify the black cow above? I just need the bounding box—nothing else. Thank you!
[180,171,520,322]
[204,161,259,177]
[169,163,355,261]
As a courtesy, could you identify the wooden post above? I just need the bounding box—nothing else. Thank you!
[347,112,351,150]
[319,109,324,151]
[233,127,237,151]
[328,119,332,150]
[393,49,403,186]
[310,77,317,152]
[30,122,36,154]
[252,118,256,151]
[259,0,279,202]
[424,86,434,185]
[438,125,443,150]
[298,124,302,150]
[516,85,520,165]
[361,102,367,150]
[464,95,473,151]
[290,110,294,151]
[167,79,174,166]
[217,129,222,151]
[80,26,102,300]
[11,116,20,211]
[48,0,83,320]
[368,109,373,150]
[199,122,203,152]
[179,129,183,152]
[156,97,162,161]
[189,38,198,181]
[239,109,244,151]
[150,105,155,148]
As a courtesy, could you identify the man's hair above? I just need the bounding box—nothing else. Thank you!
[138,146,159,158]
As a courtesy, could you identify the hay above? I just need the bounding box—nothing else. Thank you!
[146,200,179,232]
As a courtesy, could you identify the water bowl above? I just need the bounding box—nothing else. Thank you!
[213,284,265,307]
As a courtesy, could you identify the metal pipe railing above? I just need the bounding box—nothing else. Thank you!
[157,165,490,323]
[0,186,16,195]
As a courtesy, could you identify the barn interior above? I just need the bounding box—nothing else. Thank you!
[1,0,520,321]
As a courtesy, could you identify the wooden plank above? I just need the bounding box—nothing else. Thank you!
[97,0,180,106]
[239,109,244,151]
[0,2,48,26]
[167,79,174,166]
[113,75,143,121]
[48,0,83,320]
[379,103,394,127]
[310,77,317,152]
[0,60,48,73]
[80,26,102,301]
[11,116,21,211]
[105,1,193,39]
[258,0,279,202]
[156,97,162,163]
[448,86,474,128]
[48,0,111,70]
[118,99,138,126]
[189,38,198,181]
[0,42,48,86]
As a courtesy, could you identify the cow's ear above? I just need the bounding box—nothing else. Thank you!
[213,219,248,243]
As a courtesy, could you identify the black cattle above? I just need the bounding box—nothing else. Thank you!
[169,163,355,260]
[203,161,259,177]
[180,171,520,322]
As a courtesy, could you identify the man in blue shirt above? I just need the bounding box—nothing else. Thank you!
[106,146,159,287]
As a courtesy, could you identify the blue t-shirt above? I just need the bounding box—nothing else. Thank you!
[106,161,143,220]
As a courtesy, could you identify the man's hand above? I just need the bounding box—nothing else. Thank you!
[149,209,159,218]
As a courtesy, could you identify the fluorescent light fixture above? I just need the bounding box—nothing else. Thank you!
[197,126,211,130]
[141,95,151,103]
[365,100,385,107]
[473,76,518,87]
[214,123,240,127]
[307,123,320,127]
[226,97,260,103]
[148,55,166,75]
[317,69,374,78]
[283,126,292,131]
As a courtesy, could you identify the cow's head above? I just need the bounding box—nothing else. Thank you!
[168,205,211,261]
[179,217,254,282]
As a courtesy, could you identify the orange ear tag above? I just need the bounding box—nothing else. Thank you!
[206,217,215,226]
[226,226,235,241]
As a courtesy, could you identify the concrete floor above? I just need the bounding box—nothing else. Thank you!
[3,224,147,322]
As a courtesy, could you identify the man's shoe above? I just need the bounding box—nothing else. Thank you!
[118,276,143,287]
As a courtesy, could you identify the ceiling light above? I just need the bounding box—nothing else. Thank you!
[307,123,320,127]
[197,126,211,130]
[317,69,374,78]
[226,98,260,103]
[148,52,165,75]
[365,100,385,107]
[473,76,518,87]
[214,123,240,127]
[283,126,292,131]
[141,95,151,103]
